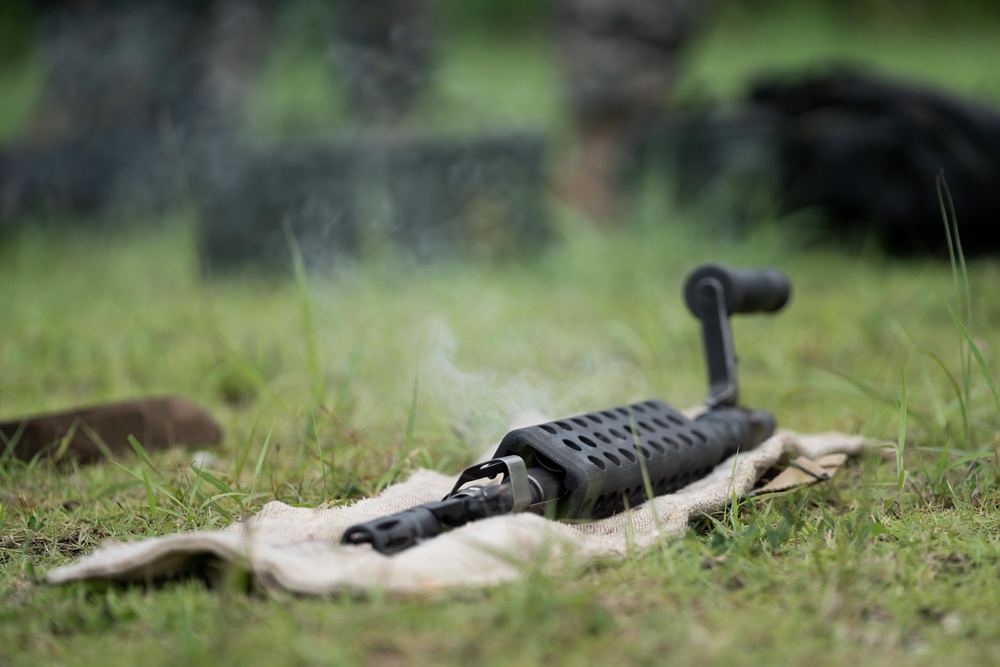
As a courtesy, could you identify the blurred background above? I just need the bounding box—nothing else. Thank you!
[2,0,1000,266]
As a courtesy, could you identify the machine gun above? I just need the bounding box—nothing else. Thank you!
[342,263,791,554]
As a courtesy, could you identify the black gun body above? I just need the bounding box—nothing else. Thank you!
[496,400,775,520]
[341,263,790,554]
[341,400,776,553]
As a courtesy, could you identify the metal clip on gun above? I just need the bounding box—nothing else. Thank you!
[342,263,792,554]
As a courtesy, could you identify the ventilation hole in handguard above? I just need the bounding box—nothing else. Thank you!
[579,435,598,448]
[562,438,582,451]
[587,455,606,470]
[541,424,557,435]
[618,447,636,462]
[604,452,621,466]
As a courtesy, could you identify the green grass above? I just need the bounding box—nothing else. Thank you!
[3,6,1000,666]
[2,215,998,666]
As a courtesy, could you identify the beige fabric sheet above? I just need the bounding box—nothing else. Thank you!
[47,430,874,595]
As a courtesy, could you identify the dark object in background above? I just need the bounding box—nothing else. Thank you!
[194,132,550,273]
[195,139,360,274]
[4,0,547,269]
[384,133,549,262]
[0,0,275,224]
[750,67,1000,255]
[0,396,223,463]
[1,0,432,224]
[553,0,707,221]
[646,106,781,228]
[334,0,433,126]
[652,67,1000,256]
[195,0,552,273]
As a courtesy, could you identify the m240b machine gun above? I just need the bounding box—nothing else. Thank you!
[342,263,791,554]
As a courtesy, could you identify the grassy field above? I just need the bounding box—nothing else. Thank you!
[2,5,1000,666]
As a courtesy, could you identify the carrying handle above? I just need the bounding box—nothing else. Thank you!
[683,263,792,408]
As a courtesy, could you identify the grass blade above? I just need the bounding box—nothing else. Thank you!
[249,421,275,507]
[915,348,969,448]
[937,289,1000,418]
[141,468,158,518]
[896,364,908,495]
[127,434,159,474]
[283,219,325,409]
[405,372,419,448]
[80,423,117,461]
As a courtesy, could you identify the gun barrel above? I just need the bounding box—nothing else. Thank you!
[341,483,517,554]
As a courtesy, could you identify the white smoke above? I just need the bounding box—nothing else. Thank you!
[418,320,555,454]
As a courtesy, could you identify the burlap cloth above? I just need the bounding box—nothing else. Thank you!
[47,430,873,594]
